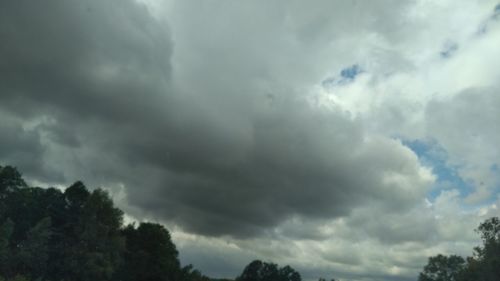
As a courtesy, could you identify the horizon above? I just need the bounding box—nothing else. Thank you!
[1,1,500,280]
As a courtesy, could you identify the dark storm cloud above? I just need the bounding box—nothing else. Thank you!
[0,0,430,237]
[0,0,172,183]
[0,113,63,182]
[0,118,42,169]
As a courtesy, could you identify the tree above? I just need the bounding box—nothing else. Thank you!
[0,166,26,193]
[181,264,212,281]
[65,181,91,209]
[0,219,14,277]
[0,166,26,222]
[236,260,301,281]
[468,217,500,281]
[58,185,124,281]
[12,217,52,280]
[418,254,465,281]
[27,182,126,281]
[419,217,500,281]
[0,165,215,281]
[115,222,181,281]
[477,217,500,242]
[237,260,265,281]
[278,265,301,281]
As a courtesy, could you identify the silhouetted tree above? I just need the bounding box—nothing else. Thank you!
[181,264,212,281]
[468,217,500,281]
[278,265,301,281]
[318,278,336,281]
[419,217,500,281]
[58,184,124,281]
[418,254,465,281]
[12,217,51,279]
[0,165,220,281]
[0,218,14,277]
[236,260,301,281]
[0,166,26,193]
[116,222,180,281]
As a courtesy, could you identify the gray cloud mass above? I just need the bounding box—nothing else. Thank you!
[6,1,499,280]
[0,0,430,238]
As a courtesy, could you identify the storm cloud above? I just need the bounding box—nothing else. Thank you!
[0,0,432,238]
[2,0,500,280]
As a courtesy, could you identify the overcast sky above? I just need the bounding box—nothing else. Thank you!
[1,0,500,280]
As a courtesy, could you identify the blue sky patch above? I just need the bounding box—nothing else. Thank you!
[321,64,363,87]
[402,139,473,199]
[340,64,362,80]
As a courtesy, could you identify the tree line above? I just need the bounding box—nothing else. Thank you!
[8,163,498,281]
[0,165,316,281]
[419,216,500,281]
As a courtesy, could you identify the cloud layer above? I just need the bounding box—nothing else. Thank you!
[1,0,500,280]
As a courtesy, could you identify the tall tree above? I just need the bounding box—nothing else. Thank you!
[469,217,500,281]
[278,265,301,281]
[116,222,181,281]
[0,166,26,193]
[57,183,124,281]
[0,219,14,277]
[237,260,301,281]
[12,217,52,280]
[419,217,500,281]
[0,165,215,281]
[181,264,212,281]
[418,254,465,281]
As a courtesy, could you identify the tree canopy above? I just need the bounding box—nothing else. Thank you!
[0,165,213,281]
[419,217,500,281]
[236,260,301,281]
[0,165,307,281]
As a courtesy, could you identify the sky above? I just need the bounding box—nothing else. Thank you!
[0,0,500,280]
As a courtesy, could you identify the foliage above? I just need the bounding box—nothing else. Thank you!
[419,217,500,281]
[0,165,312,281]
[418,254,465,281]
[0,219,14,274]
[0,166,27,193]
[0,165,232,281]
[467,217,500,281]
[116,222,181,281]
[236,260,301,281]
[181,264,212,281]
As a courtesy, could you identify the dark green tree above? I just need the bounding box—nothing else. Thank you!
[278,265,301,281]
[0,218,14,277]
[0,166,25,224]
[12,217,52,279]
[58,184,124,281]
[0,166,26,193]
[0,165,213,281]
[65,181,91,209]
[116,222,181,281]
[418,254,465,281]
[236,260,301,281]
[419,217,500,281]
[237,260,265,281]
[468,217,500,281]
[181,264,212,281]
